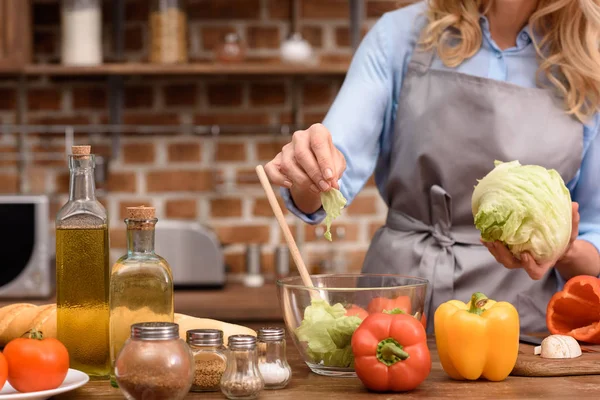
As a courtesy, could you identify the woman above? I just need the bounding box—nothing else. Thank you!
[264,0,600,333]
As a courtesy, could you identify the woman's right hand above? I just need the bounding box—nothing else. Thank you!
[264,123,346,210]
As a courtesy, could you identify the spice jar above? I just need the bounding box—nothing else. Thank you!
[257,327,292,389]
[187,329,227,392]
[221,335,264,400]
[61,0,102,65]
[115,322,194,400]
[149,0,188,63]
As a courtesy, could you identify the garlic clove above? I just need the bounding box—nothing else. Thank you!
[534,334,582,359]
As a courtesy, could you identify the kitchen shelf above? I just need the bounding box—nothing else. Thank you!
[23,61,349,76]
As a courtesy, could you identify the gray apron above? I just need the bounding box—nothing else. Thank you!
[362,44,583,334]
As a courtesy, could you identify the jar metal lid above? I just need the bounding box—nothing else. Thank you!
[186,329,223,346]
[228,334,257,350]
[131,322,179,341]
[257,327,285,342]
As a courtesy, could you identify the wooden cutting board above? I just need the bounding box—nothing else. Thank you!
[511,342,600,377]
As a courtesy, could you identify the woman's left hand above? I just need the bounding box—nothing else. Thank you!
[483,202,580,280]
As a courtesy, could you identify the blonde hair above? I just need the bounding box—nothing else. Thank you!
[420,0,600,123]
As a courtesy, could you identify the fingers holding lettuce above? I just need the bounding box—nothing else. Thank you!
[472,161,576,280]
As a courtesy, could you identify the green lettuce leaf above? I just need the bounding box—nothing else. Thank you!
[295,299,362,368]
[471,160,572,263]
[320,188,347,241]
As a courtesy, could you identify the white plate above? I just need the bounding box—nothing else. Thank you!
[0,369,89,399]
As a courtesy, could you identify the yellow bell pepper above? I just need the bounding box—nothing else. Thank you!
[434,292,519,382]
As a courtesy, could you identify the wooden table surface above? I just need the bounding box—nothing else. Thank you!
[53,323,600,400]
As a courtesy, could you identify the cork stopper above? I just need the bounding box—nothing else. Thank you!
[126,206,156,220]
[72,145,91,159]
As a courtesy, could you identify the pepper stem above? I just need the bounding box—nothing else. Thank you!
[22,329,44,340]
[376,338,410,366]
[468,292,489,315]
[382,308,406,315]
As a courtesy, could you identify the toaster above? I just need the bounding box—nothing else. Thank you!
[154,220,225,288]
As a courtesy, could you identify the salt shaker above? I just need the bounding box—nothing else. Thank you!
[221,335,264,399]
[244,244,264,288]
[257,327,291,389]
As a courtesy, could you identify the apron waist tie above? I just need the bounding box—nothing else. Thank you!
[383,185,482,331]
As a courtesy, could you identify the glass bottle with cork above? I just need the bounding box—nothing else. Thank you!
[55,145,110,379]
[109,206,174,387]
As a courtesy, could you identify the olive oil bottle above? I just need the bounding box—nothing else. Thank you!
[56,145,110,379]
[109,206,174,387]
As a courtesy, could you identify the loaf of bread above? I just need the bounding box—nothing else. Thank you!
[0,304,255,347]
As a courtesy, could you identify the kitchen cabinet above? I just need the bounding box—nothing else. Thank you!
[0,0,31,72]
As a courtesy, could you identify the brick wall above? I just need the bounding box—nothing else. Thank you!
[0,0,411,277]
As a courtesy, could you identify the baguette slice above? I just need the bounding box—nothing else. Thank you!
[174,313,256,345]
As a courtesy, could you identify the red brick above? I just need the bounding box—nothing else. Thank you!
[146,170,214,192]
[247,26,280,49]
[320,54,352,63]
[165,199,198,219]
[125,0,150,22]
[119,200,153,220]
[303,111,327,124]
[249,83,286,106]
[214,224,270,245]
[369,222,382,239]
[27,88,61,111]
[72,87,107,109]
[0,88,16,110]
[122,113,180,125]
[122,143,155,164]
[163,84,197,107]
[31,144,65,167]
[55,173,70,194]
[29,116,90,126]
[302,0,349,19]
[348,250,367,272]
[34,30,57,55]
[207,83,243,107]
[26,167,47,194]
[301,26,323,48]
[335,26,369,48]
[215,142,246,162]
[256,140,286,161]
[210,198,242,217]
[253,197,286,217]
[0,173,18,193]
[0,145,17,167]
[124,85,153,108]
[187,0,261,20]
[200,26,238,51]
[268,0,290,18]
[125,25,144,51]
[194,113,271,126]
[303,81,332,106]
[236,168,260,185]
[110,228,127,249]
[367,1,412,18]
[224,250,275,274]
[346,195,378,215]
[107,171,137,193]
[167,142,201,162]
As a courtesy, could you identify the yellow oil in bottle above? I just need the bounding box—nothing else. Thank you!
[56,225,111,379]
[109,206,174,387]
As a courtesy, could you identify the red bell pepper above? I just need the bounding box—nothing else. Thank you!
[367,297,427,330]
[345,304,369,320]
[547,275,600,344]
[351,310,431,392]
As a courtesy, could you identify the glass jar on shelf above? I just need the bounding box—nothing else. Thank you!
[215,33,247,63]
[149,0,188,63]
[109,206,174,387]
[61,0,103,65]
[115,322,194,400]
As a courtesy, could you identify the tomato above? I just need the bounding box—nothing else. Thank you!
[3,330,69,393]
[0,352,7,389]
[345,304,369,320]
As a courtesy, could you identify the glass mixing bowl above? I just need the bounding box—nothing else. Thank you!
[277,274,429,377]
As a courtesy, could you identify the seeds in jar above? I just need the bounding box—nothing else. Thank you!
[192,352,226,391]
[221,378,263,398]
[117,372,190,400]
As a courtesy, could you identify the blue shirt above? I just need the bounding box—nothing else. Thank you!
[282,1,600,286]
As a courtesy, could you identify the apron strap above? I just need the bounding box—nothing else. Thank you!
[385,185,481,330]
[408,45,435,70]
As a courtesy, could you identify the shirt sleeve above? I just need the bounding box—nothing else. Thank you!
[281,13,394,224]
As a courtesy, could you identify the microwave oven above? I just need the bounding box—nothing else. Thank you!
[0,195,52,298]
